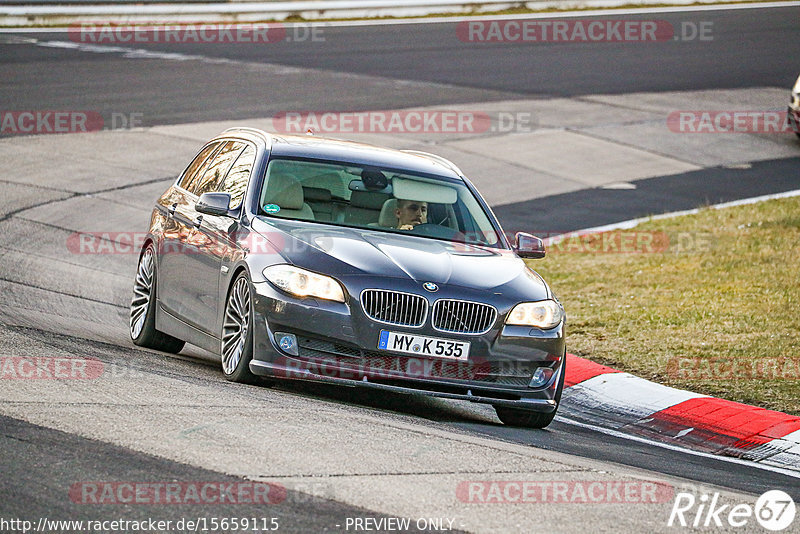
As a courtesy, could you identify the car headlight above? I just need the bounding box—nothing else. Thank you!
[263,265,345,302]
[793,75,800,98]
[506,300,563,329]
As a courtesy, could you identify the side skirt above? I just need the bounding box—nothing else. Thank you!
[156,302,219,354]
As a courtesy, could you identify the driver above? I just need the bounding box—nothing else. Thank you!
[395,199,428,230]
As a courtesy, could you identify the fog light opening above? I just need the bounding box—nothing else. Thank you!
[276,332,298,356]
[529,367,554,388]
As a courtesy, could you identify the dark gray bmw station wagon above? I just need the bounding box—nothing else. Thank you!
[130,128,566,428]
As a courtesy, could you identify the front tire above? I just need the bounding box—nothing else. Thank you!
[221,272,259,383]
[494,356,566,429]
[495,406,557,429]
[130,244,185,353]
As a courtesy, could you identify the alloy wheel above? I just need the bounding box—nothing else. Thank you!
[130,248,154,339]
[222,276,251,375]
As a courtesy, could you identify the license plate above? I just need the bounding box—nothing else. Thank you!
[377,330,470,360]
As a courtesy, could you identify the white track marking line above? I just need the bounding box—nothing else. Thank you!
[555,415,800,479]
[546,188,800,244]
[26,37,466,90]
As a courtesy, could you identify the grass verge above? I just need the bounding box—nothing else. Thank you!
[528,195,800,415]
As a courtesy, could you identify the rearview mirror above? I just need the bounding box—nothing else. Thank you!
[514,232,546,259]
[196,192,232,216]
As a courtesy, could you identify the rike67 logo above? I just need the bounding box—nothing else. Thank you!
[668,490,795,531]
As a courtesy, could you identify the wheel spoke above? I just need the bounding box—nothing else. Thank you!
[129,249,154,339]
[221,277,251,376]
[130,304,146,324]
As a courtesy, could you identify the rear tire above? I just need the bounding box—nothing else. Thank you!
[129,244,185,354]
[494,356,566,429]
[221,272,260,384]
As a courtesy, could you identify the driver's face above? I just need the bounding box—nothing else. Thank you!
[396,200,428,228]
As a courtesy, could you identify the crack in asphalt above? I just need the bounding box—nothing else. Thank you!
[0,324,222,380]
[0,192,79,224]
[0,276,126,309]
[0,175,175,312]
[89,174,174,195]
[0,174,173,224]
[0,177,76,194]
[0,243,130,279]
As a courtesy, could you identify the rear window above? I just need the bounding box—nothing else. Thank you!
[178,142,220,191]
[220,144,256,210]
[190,141,245,197]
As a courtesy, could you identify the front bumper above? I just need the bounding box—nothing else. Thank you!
[248,280,566,412]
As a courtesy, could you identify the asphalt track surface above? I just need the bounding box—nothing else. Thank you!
[0,413,404,532]
[2,5,800,532]
[3,7,799,124]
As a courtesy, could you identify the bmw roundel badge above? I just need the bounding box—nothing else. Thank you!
[423,282,438,292]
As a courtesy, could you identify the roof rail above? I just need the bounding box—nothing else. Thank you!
[401,150,465,177]
[222,126,270,138]
[219,127,273,149]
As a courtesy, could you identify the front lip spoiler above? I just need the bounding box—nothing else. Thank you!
[250,360,557,413]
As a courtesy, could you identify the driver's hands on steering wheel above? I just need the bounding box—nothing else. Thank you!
[398,224,415,231]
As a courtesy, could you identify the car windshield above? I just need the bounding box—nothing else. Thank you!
[257,157,503,247]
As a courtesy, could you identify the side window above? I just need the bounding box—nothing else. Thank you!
[178,142,220,190]
[191,141,245,197]
[220,145,256,210]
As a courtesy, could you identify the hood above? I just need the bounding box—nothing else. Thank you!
[251,217,549,298]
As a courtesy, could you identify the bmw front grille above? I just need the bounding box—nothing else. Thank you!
[360,289,428,327]
[432,299,497,335]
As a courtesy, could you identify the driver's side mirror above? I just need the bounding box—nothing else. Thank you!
[196,192,232,217]
[514,232,546,259]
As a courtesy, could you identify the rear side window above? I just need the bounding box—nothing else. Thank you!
[178,142,220,191]
[220,144,256,210]
[191,141,246,197]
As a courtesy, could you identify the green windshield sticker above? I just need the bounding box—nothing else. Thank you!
[264,204,281,214]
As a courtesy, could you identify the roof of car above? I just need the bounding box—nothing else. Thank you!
[218,128,465,180]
